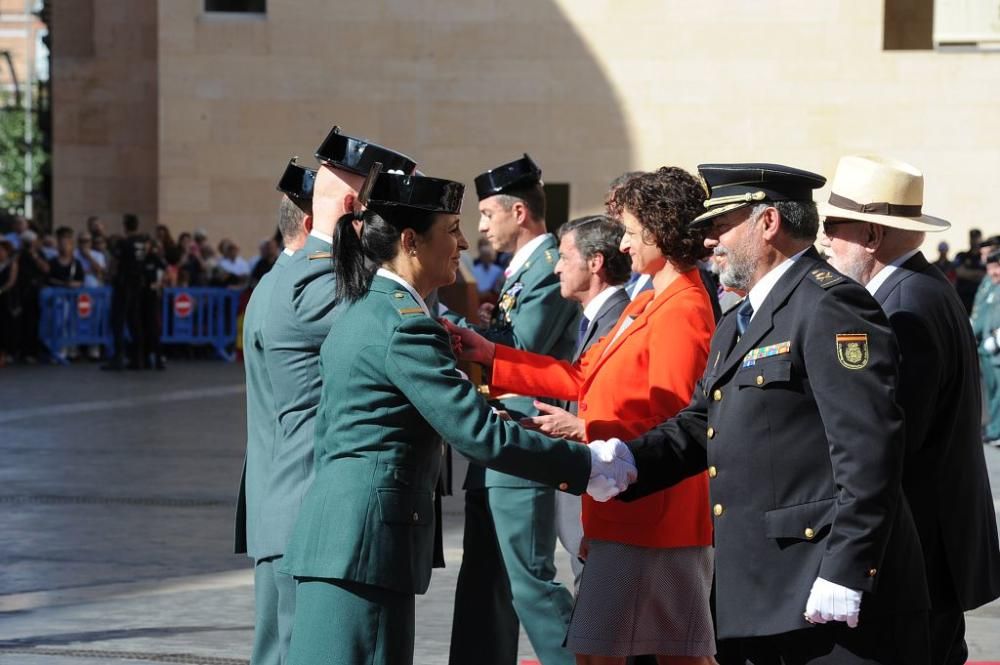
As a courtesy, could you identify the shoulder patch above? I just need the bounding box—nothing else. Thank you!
[308,252,333,261]
[808,268,845,289]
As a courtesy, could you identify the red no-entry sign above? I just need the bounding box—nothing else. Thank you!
[174,292,194,318]
[77,292,92,319]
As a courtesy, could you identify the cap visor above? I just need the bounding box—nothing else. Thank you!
[689,201,752,228]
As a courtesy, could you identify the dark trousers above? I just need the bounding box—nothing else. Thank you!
[928,609,967,665]
[141,290,161,362]
[110,286,144,366]
[736,611,930,665]
[449,488,519,665]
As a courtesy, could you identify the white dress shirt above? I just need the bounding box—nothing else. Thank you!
[864,249,920,296]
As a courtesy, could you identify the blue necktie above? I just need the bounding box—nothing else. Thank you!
[577,316,591,350]
[736,299,754,336]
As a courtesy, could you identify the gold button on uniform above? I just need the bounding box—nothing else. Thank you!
[412,512,420,522]
[756,375,764,386]
[558,482,568,491]
[707,427,715,439]
[867,568,878,578]
[804,527,815,539]
[708,466,717,478]
[713,389,722,401]
[713,504,724,516]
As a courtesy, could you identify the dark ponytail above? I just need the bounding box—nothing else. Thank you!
[333,211,371,302]
[333,207,441,302]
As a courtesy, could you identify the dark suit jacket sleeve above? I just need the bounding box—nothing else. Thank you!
[805,286,906,592]
[385,315,592,492]
[882,299,939,456]
[619,384,710,500]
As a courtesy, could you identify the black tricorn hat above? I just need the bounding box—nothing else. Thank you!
[978,235,1000,249]
[474,154,542,201]
[359,163,464,217]
[276,158,316,213]
[314,126,417,176]
[691,163,826,228]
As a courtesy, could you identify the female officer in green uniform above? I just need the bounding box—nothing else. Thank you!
[281,169,626,665]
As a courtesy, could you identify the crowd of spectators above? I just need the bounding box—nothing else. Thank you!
[0,212,279,367]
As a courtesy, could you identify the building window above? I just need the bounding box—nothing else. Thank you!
[205,0,266,13]
[884,0,933,49]
[543,183,570,234]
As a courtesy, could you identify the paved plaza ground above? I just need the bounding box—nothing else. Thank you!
[1,361,999,664]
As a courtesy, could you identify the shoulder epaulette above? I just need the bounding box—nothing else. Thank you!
[309,252,333,261]
[808,268,845,289]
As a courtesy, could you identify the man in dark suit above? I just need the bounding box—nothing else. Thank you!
[820,155,1000,665]
[522,214,632,589]
[587,163,931,664]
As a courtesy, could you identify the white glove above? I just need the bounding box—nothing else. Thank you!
[985,334,998,354]
[804,576,862,628]
[586,438,638,502]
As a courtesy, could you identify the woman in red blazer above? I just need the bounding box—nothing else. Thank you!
[450,168,717,665]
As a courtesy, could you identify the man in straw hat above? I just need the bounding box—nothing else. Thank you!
[820,155,1000,665]
[585,162,932,663]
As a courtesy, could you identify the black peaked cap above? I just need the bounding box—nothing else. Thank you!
[366,172,465,217]
[474,154,542,200]
[691,163,826,227]
[315,126,416,176]
[276,158,317,212]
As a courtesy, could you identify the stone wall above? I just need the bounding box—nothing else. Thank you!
[53,0,1000,255]
[51,0,157,232]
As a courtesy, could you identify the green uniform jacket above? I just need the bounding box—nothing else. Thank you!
[235,251,291,557]
[445,234,580,488]
[250,234,340,561]
[971,276,1000,365]
[280,275,591,595]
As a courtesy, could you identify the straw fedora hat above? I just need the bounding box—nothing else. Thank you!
[819,155,949,232]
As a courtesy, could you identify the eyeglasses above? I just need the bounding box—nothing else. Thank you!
[821,219,859,235]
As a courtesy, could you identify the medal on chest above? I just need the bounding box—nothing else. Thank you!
[496,282,524,325]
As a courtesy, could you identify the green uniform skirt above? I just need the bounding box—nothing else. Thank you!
[287,577,415,665]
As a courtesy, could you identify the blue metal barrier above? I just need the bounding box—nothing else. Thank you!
[38,287,115,364]
[161,287,241,361]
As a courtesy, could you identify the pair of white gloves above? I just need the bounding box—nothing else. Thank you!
[585,437,863,628]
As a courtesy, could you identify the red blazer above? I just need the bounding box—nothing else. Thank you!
[492,269,714,548]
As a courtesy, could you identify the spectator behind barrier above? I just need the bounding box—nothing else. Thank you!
[75,231,107,288]
[16,229,48,362]
[0,238,19,366]
[48,227,85,288]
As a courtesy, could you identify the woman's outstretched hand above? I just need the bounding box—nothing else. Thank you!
[520,401,586,441]
[441,318,496,366]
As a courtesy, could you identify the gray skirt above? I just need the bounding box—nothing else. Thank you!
[566,540,716,657]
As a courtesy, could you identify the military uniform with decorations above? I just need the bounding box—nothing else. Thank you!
[280,170,591,665]
[619,164,931,665]
[446,156,579,665]
[235,158,315,665]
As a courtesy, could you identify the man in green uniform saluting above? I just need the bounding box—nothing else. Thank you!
[236,157,315,665]
[445,155,580,665]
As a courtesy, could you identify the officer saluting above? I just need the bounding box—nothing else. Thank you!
[590,164,930,664]
[250,128,414,665]
[236,157,315,665]
[446,155,579,665]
